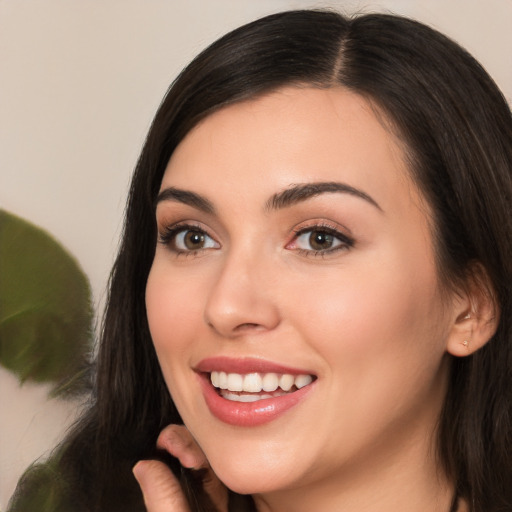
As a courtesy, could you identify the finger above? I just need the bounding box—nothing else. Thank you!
[157,425,208,470]
[133,459,191,512]
[157,425,229,512]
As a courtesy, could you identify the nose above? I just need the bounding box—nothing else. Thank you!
[204,249,281,338]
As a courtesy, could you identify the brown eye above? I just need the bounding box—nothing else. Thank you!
[292,226,353,254]
[166,227,219,252]
[183,230,206,250]
[308,231,335,251]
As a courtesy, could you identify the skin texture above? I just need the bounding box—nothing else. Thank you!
[133,425,228,512]
[144,86,475,511]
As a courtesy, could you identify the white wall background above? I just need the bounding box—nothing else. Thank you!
[1,0,511,507]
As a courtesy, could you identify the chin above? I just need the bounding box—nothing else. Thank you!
[206,449,302,496]
[217,471,281,496]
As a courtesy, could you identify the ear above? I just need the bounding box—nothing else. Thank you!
[446,263,500,357]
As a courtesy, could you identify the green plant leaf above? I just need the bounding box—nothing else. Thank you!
[0,209,93,396]
[7,455,70,512]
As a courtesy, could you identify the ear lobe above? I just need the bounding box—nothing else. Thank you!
[445,263,500,358]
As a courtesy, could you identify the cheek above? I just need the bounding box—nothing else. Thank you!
[145,263,212,422]
[145,263,205,372]
[284,255,449,460]
[289,250,446,381]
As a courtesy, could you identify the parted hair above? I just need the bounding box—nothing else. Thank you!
[10,9,512,512]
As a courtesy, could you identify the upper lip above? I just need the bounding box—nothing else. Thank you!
[195,356,316,376]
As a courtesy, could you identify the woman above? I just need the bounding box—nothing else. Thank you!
[9,9,512,512]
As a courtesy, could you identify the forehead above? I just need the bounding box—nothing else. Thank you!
[161,86,425,216]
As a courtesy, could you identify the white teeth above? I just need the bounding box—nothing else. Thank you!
[219,371,228,389]
[209,371,314,393]
[279,374,294,391]
[222,392,271,402]
[227,373,243,391]
[262,373,279,392]
[295,374,313,389]
[243,373,263,392]
[221,389,289,402]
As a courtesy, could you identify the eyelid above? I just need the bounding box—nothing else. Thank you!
[158,221,220,254]
[286,221,355,254]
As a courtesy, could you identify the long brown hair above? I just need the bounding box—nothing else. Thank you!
[11,10,512,512]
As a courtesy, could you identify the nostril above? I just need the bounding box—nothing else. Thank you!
[234,323,263,332]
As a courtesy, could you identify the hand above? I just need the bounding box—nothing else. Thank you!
[133,424,228,512]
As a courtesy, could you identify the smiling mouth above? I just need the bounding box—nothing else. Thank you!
[209,371,315,402]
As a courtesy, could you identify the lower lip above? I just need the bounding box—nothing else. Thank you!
[198,373,315,427]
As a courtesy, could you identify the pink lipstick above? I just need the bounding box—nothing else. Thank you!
[195,357,316,427]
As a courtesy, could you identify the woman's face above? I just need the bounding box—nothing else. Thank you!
[146,87,457,500]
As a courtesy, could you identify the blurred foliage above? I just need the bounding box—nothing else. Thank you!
[0,209,93,397]
[6,452,75,512]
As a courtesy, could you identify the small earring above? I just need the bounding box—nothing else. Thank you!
[462,340,469,347]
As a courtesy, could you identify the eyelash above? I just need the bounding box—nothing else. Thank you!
[290,223,355,257]
[158,222,354,257]
[158,223,218,256]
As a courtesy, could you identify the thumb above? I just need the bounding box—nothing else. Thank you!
[133,459,191,512]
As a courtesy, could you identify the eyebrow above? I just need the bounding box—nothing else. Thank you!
[265,182,382,212]
[156,187,215,214]
[156,181,382,215]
